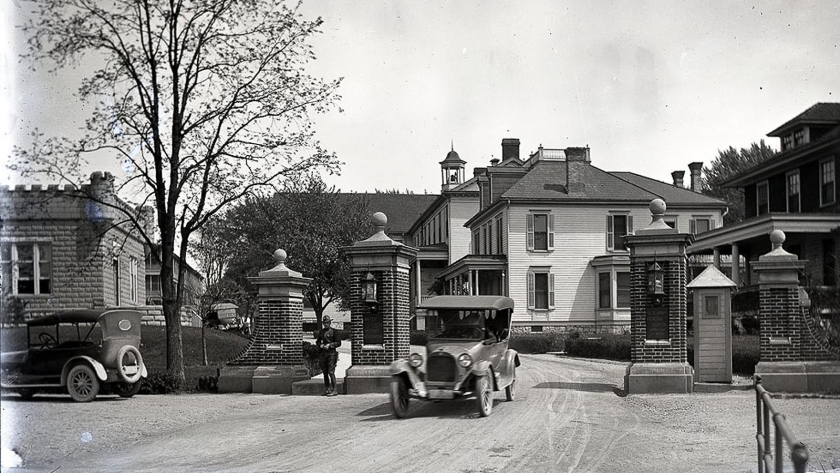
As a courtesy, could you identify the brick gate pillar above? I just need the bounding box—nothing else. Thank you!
[753,230,840,392]
[623,199,695,394]
[218,249,312,394]
[342,212,417,394]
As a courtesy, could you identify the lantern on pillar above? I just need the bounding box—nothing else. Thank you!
[361,272,379,312]
[647,261,665,305]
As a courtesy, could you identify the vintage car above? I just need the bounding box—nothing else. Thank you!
[1,309,147,402]
[389,295,520,418]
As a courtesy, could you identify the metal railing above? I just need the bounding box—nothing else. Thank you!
[754,375,810,473]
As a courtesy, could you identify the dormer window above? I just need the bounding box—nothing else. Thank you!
[757,181,769,215]
[783,134,794,151]
[794,129,806,146]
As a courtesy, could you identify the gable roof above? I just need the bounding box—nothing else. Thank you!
[768,102,840,136]
[501,161,659,202]
[339,193,438,235]
[611,172,727,207]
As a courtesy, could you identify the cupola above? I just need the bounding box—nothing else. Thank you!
[440,142,466,191]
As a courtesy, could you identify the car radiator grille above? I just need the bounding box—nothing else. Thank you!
[427,353,456,382]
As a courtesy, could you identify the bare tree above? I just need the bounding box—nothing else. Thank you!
[13,0,342,383]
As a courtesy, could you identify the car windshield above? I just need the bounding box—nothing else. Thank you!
[431,309,507,340]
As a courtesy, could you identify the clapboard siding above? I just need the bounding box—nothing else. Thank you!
[449,198,480,262]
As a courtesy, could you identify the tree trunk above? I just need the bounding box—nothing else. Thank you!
[201,323,208,366]
[160,241,186,384]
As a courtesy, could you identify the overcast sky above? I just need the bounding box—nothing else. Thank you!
[3,1,839,194]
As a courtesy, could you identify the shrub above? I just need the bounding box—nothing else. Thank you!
[139,372,182,394]
[564,334,631,361]
[196,374,218,393]
[688,334,759,375]
[509,332,565,354]
[410,330,428,346]
[302,341,322,377]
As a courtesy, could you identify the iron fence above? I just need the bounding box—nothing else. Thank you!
[754,375,810,473]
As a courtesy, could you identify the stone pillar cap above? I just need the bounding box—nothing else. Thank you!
[636,198,676,233]
[351,212,403,247]
[258,249,303,278]
[759,230,796,261]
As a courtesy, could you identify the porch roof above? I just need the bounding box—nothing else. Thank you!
[689,213,840,254]
[436,254,507,280]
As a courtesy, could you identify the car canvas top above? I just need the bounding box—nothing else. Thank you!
[25,309,142,327]
[419,295,514,311]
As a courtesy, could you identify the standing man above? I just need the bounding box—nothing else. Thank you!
[316,315,341,396]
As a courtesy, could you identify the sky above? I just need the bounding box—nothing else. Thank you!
[2,0,839,195]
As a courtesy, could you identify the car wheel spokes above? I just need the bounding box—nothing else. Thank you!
[73,371,93,395]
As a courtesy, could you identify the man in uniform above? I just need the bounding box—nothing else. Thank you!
[316,315,341,396]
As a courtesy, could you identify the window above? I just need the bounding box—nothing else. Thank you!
[112,259,121,306]
[146,274,162,292]
[821,159,835,206]
[1,243,52,296]
[690,217,714,234]
[703,295,720,318]
[527,213,554,251]
[787,171,800,213]
[527,269,555,310]
[663,216,677,230]
[756,181,769,215]
[794,129,806,146]
[473,229,480,254]
[616,272,631,308]
[782,134,794,151]
[495,216,504,255]
[129,257,138,303]
[483,224,489,255]
[598,272,610,309]
[606,214,633,251]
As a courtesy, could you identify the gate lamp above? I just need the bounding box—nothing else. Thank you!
[362,272,379,312]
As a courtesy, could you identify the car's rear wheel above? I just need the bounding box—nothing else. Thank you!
[505,378,516,401]
[67,365,99,402]
[113,380,142,398]
[476,375,493,417]
[17,388,35,400]
[390,376,410,419]
[116,345,144,384]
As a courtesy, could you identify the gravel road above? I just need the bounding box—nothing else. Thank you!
[2,354,839,473]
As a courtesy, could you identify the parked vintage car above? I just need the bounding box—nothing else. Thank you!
[1,309,147,402]
[389,295,520,418]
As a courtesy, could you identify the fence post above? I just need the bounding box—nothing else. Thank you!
[755,375,763,472]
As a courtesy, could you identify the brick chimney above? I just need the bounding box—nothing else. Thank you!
[501,138,520,161]
[565,147,590,193]
[671,170,685,188]
[688,162,703,192]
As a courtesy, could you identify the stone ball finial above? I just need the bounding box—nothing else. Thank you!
[770,230,785,249]
[273,248,287,265]
[372,212,387,227]
[650,198,666,216]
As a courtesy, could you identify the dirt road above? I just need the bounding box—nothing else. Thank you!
[2,355,839,472]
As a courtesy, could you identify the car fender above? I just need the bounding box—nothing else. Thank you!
[471,360,498,390]
[389,359,423,389]
[61,357,107,385]
[496,349,520,388]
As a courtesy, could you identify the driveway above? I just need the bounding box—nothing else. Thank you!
[2,354,839,473]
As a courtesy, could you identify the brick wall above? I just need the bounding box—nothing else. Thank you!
[629,257,689,363]
[349,267,411,365]
[759,286,838,362]
[228,297,304,366]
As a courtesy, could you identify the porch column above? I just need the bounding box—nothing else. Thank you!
[467,271,473,295]
[731,243,741,286]
[474,270,480,295]
[415,258,421,303]
[713,247,721,269]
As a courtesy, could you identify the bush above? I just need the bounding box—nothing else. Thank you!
[509,332,565,354]
[410,330,428,346]
[139,372,182,394]
[302,341,322,377]
[565,334,631,360]
[196,374,218,393]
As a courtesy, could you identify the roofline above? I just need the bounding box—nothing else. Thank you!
[689,213,840,253]
[608,171,728,207]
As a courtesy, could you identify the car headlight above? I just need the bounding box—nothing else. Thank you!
[409,353,423,368]
[458,353,473,368]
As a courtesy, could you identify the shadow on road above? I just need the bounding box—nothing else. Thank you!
[533,381,627,397]
[357,398,507,421]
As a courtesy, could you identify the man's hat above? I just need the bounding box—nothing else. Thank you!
[323,316,332,323]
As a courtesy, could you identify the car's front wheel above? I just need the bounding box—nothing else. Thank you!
[67,365,99,402]
[113,380,142,398]
[390,376,410,419]
[476,375,493,417]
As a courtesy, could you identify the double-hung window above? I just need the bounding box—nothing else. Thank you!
[821,158,835,206]
[597,271,631,310]
[606,214,633,251]
[527,212,554,251]
[690,216,714,234]
[756,181,769,215]
[527,268,555,310]
[1,243,52,295]
[786,171,800,213]
[129,256,139,303]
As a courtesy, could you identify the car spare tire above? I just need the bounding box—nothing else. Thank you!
[116,345,144,384]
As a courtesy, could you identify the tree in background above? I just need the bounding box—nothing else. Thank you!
[701,140,778,225]
[13,0,342,383]
[217,174,370,327]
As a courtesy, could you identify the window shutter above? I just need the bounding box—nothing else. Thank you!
[526,214,535,251]
[627,215,634,234]
[689,219,696,234]
[527,272,535,309]
[606,215,614,250]
[548,214,555,250]
[548,273,556,309]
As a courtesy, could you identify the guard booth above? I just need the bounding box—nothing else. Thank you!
[687,265,736,383]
